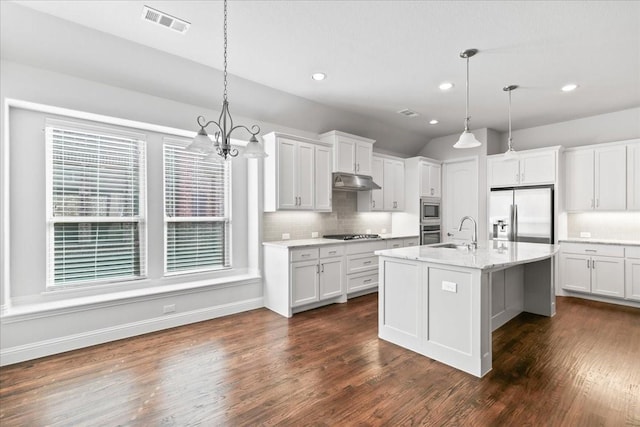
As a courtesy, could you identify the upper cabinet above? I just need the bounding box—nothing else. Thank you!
[263,132,332,212]
[420,161,442,198]
[319,130,375,176]
[357,155,405,212]
[565,142,629,211]
[488,148,558,188]
[627,141,640,210]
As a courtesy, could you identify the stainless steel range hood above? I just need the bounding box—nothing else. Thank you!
[332,173,381,191]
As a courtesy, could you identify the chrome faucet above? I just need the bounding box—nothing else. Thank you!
[458,216,478,250]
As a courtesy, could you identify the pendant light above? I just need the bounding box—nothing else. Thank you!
[503,85,518,158]
[453,49,482,149]
[188,0,267,160]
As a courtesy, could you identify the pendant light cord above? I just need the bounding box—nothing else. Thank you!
[465,55,470,131]
[508,89,512,147]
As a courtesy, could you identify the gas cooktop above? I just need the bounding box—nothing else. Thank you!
[323,234,381,240]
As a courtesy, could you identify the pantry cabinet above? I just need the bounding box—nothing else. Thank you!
[488,147,558,188]
[263,132,332,212]
[319,130,375,176]
[565,144,627,211]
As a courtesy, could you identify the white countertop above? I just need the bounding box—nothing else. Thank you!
[559,238,640,247]
[375,241,559,271]
[263,234,419,248]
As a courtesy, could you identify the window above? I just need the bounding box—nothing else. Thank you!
[163,138,231,274]
[46,121,146,287]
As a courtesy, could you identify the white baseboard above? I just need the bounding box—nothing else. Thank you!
[0,297,263,366]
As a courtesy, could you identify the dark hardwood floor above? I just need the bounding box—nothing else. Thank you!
[1,295,639,426]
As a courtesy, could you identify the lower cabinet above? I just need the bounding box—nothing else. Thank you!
[560,242,635,302]
[346,240,387,294]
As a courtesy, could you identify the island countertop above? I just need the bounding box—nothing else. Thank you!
[374,241,559,271]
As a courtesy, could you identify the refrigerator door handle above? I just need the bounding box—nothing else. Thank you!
[512,204,518,241]
[508,204,514,241]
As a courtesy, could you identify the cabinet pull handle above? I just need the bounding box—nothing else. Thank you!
[364,279,372,283]
[301,253,310,257]
[316,264,319,274]
[364,261,372,265]
[587,259,590,269]
[329,251,336,255]
[321,264,324,273]
[357,163,360,172]
[372,200,375,208]
[585,249,597,253]
[592,260,595,270]
[596,198,599,208]
[431,188,434,195]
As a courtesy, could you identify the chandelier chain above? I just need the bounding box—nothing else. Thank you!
[223,0,228,101]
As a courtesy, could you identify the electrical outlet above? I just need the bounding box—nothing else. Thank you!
[366,229,371,234]
[163,304,176,314]
[580,231,591,238]
[381,228,387,234]
[282,233,290,240]
[311,231,319,238]
[442,281,457,293]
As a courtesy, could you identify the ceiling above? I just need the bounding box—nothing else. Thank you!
[5,0,640,154]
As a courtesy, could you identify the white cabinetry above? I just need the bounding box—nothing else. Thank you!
[345,240,387,295]
[420,161,442,197]
[560,243,625,298]
[626,247,640,302]
[627,141,640,210]
[263,132,332,212]
[319,130,375,176]
[565,144,627,211]
[383,158,405,211]
[357,156,384,211]
[488,148,557,188]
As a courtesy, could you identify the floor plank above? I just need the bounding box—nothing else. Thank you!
[1,295,639,426]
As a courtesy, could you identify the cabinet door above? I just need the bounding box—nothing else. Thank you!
[489,158,519,187]
[625,258,640,302]
[393,161,405,210]
[591,256,625,298]
[520,152,555,185]
[371,156,384,211]
[429,164,442,197]
[420,162,431,198]
[565,150,594,211]
[560,253,591,293]
[383,160,396,211]
[595,145,627,210]
[297,142,315,209]
[291,260,319,307]
[628,143,640,210]
[355,141,373,176]
[314,145,332,211]
[334,138,355,173]
[277,138,298,209]
[319,258,343,299]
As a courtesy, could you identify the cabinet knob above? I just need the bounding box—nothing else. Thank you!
[372,200,375,208]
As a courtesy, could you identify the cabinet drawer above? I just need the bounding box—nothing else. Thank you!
[345,240,387,255]
[347,271,378,293]
[347,254,378,274]
[561,243,624,258]
[291,248,319,262]
[320,245,344,258]
[403,238,420,247]
[626,246,640,259]
[387,239,403,249]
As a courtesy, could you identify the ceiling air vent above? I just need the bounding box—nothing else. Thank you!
[142,5,190,34]
[397,108,420,118]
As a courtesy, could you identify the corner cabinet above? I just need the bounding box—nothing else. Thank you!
[263,132,332,212]
[488,147,559,188]
[319,130,375,176]
[564,141,633,212]
[357,154,405,212]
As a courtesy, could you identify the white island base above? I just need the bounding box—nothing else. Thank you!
[375,242,558,378]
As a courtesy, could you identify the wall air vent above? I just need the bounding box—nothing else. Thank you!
[142,5,190,34]
[397,108,420,118]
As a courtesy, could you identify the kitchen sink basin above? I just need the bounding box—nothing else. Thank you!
[428,242,470,250]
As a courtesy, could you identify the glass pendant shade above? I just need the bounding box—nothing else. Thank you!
[453,130,482,148]
[188,130,214,154]
[244,135,268,158]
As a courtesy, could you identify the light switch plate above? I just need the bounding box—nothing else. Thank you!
[442,281,457,293]
[580,231,591,238]
[282,233,290,240]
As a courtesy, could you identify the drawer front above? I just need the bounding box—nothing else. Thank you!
[345,240,387,255]
[387,239,403,249]
[403,238,420,247]
[561,243,624,258]
[291,248,319,262]
[347,254,378,274]
[626,246,640,259]
[320,245,345,258]
[347,271,378,293]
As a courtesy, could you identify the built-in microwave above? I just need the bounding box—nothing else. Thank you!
[421,197,441,222]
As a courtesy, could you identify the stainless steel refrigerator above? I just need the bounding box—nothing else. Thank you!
[489,186,553,243]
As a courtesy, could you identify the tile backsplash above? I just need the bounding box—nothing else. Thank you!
[566,212,640,241]
[263,191,392,241]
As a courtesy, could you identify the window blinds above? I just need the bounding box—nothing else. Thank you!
[163,140,231,273]
[47,126,146,286]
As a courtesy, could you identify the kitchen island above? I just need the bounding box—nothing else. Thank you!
[374,241,558,377]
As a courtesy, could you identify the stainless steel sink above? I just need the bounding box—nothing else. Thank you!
[428,242,470,250]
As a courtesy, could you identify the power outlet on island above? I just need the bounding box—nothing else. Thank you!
[163,304,176,314]
[442,281,457,293]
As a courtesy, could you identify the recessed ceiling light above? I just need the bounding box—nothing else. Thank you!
[439,82,454,91]
[561,83,578,92]
[311,72,326,81]
[429,119,439,125]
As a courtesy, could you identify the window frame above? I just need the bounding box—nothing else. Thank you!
[44,118,148,289]
[162,136,233,276]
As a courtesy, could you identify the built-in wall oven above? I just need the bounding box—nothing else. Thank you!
[421,222,441,245]
[421,198,441,223]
